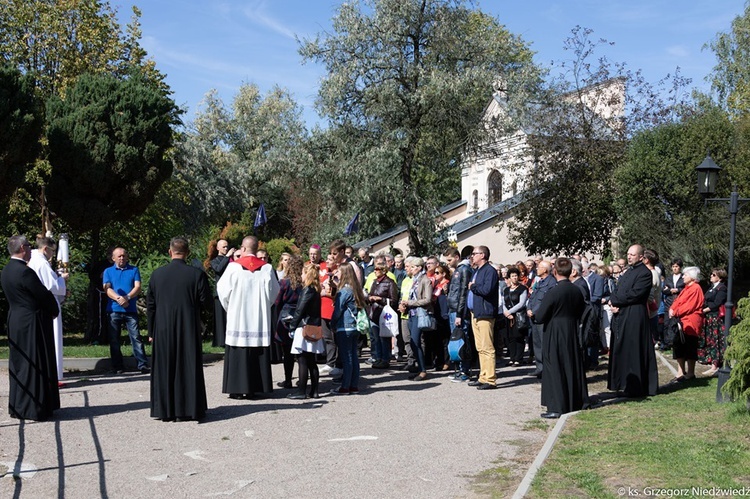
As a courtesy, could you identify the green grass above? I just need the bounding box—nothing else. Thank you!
[529,378,750,498]
[0,332,225,359]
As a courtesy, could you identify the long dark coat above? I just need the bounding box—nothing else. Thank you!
[210,255,230,347]
[536,279,589,414]
[1,258,60,420]
[147,259,212,420]
[608,261,658,396]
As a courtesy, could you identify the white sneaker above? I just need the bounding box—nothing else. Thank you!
[329,367,343,377]
[319,365,333,375]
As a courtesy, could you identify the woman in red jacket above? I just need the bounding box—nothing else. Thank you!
[668,266,704,382]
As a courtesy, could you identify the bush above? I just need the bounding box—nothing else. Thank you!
[723,293,750,402]
[263,238,299,268]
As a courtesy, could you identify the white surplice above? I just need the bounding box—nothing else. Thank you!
[27,249,66,380]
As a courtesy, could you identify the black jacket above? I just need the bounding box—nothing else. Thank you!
[447,261,472,318]
[289,285,322,329]
[703,282,727,314]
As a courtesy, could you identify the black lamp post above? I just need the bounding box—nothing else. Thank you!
[694,153,750,402]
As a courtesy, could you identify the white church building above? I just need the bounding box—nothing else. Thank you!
[355,78,625,263]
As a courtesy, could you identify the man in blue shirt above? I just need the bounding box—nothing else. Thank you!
[103,247,149,374]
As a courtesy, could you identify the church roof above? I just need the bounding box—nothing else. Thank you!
[353,199,466,249]
[434,191,526,244]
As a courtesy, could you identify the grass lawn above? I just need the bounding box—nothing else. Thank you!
[0,332,225,359]
[529,376,750,498]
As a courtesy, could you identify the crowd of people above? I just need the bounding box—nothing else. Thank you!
[1,233,732,423]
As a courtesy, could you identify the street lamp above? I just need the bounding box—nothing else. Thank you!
[694,153,750,402]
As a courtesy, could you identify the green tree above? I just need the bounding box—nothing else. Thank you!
[0,64,42,201]
[502,27,692,256]
[45,71,180,261]
[710,2,750,116]
[173,84,308,238]
[300,0,540,254]
[0,0,138,97]
[0,1,166,232]
[616,104,750,271]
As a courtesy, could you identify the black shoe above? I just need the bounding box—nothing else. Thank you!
[540,411,561,419]
[109,369,124,375]
[287,393,307,400]
[140,367,151,374]
[308,392,320,399]
[477,383,497,390]
[276,381,293,389]
[467,380,482,387]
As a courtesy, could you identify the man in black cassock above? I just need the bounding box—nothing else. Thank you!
[147,237,212,422]
[608,244,658,397]
[1,235,60,421]
[210,238,233,347]
[535,257,588,419]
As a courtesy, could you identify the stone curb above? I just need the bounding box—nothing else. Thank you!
[512,350,678,498]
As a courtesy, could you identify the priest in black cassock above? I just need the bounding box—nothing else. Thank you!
[608,244,658,397]
[209,239,232,347]
[1,235,60,421]
[535,257,589,419]
[147,237,212,422]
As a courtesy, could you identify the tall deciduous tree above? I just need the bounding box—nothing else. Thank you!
[300,0,539,254]
[502,27,692,256]
[0,65,42,201]
[710,3,750,116]
[0,1,166,232]
[173,85,307,237]
[46,71,180,260]
[614,105,750,270]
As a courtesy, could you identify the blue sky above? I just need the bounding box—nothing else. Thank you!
[115,0,748,127]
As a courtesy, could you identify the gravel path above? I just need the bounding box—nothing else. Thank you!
[0,358,551,498]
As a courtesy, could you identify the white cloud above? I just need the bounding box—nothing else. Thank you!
[241,1,297,39]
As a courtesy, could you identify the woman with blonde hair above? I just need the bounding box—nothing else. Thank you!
[330,264,367,394]
[276,252,291,280]
[274,256,304,388]
[287,263,324,399]
[399,257,433,381]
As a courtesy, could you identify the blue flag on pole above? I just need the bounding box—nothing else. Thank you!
[344,212,359,236]
[254,203,267,229]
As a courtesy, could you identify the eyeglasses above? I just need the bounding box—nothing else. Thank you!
[471,252,482,256]
[374,267,386,272]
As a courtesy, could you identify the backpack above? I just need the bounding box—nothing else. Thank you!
[448,326,468,362]
[356,307,371,335]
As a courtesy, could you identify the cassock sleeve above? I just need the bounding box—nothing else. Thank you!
[610,268,652,307]
[24,267,59,318]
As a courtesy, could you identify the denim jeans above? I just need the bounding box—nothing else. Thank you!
[109,312,148,370]
[369,323,384,361]
[449,311,470,374]
[335,329,360,390]
[370,323,393,363]
[408,315,426,372]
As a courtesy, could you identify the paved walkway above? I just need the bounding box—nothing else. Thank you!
[0,358,550,498]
